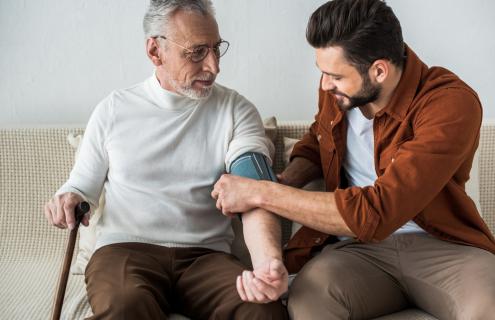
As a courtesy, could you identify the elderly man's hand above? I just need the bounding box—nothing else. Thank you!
[236,258,288,303]
[211,174,263,216]
[44,192,90,230]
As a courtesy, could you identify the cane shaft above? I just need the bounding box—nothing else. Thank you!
[51,201,89,320]
[52,226,79,320]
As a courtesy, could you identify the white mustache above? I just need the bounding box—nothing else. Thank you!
[194,73,215,82]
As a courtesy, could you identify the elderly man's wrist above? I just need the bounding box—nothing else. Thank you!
[252,254,283,270]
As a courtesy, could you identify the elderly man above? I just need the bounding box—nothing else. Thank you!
[212,0,495,319]
[44,0,288,319]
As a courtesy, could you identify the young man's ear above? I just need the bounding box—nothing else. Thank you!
[146,38,163,67]
[370,59,389,84]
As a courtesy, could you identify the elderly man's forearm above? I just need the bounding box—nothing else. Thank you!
[242,208,283,267]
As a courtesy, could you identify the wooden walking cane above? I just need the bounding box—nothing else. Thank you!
[51,201,90,320]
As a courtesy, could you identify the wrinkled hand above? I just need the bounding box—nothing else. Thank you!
[44,192,90,230]
[211,174,261,216]
[236,258,288,303]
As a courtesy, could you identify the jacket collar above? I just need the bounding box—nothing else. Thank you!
[375,45,426,121]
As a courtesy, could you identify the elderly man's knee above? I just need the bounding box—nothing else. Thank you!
[91,286,163,317]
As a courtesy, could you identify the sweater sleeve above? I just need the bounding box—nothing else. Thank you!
[56,95,112,208]
[225,94,274,171]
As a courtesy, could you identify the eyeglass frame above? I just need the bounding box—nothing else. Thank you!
[153,36,229,63]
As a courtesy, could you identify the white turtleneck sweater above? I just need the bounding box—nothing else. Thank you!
[57,75,272,253]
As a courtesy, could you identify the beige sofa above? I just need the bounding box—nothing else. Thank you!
[1,121,493,320]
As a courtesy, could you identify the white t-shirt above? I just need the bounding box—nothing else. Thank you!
[57,75,273,253]
[342,107,425,236]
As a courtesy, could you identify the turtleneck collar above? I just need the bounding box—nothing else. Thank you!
[145,73,201,111]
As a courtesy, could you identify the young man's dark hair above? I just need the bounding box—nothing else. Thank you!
[306,0,404,74]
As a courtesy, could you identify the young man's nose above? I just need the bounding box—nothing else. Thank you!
[321,74,336,91]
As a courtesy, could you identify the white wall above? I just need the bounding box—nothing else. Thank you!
[1,0,494,125]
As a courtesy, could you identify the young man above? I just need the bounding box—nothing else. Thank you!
[212,0,495,319]
[44,0,288,319]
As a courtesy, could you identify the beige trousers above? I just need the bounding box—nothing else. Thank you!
[288,233,495,320]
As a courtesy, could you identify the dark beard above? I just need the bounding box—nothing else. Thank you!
[332,74,381,111]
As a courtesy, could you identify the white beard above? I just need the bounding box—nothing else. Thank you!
[169,78,214,100]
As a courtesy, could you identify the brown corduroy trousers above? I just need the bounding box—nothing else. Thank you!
[84,242,288,320]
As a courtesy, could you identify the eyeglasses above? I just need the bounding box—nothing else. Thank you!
[154,36,229,63]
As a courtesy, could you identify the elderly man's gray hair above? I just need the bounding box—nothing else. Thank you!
[143,0,215,39]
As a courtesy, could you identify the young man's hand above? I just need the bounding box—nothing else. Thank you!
[211,174,264,216]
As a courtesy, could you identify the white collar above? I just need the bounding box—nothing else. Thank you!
[145,73,201,111]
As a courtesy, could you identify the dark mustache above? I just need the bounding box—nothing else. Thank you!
[329,89,349,98]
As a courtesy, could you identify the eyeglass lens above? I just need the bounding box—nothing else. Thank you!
[190,41,229,62]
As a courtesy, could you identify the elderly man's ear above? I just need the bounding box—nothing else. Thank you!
[146,38,163,67]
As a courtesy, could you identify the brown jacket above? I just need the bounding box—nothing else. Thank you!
[285,45,495,273]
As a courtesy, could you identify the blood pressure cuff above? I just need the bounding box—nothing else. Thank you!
[229,152,277,182]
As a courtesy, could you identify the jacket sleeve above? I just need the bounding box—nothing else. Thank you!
[334,88,482,242]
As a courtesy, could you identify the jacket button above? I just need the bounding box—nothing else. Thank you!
[315,237,321,244]
[391,158,395,163]
[317,134,322,141]
[330,120,334,126]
